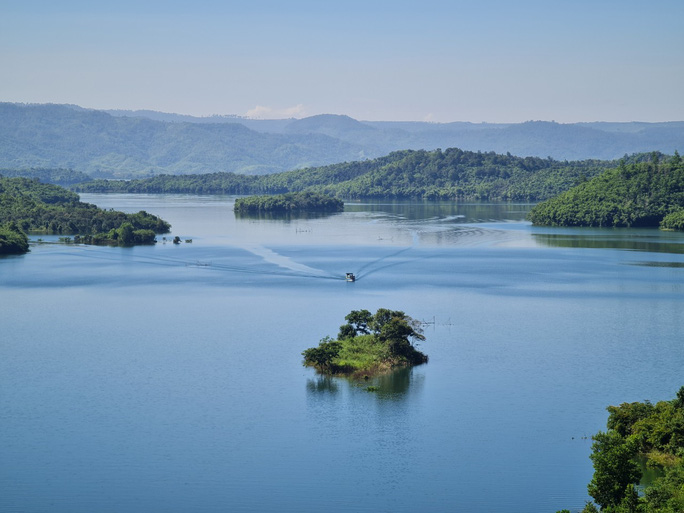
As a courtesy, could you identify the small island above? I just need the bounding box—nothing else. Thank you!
[302,309,428,377]
[234,191,343,214]
[0,176,171,253]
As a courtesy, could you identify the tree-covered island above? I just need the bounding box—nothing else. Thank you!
[529,152,684,230]
[0,176,171,253]
[303,309,428,377]
[233,191,343,213]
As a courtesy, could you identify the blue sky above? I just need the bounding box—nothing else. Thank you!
[2,0,683,122]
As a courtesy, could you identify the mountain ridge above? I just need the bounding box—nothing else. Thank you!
[1,102,682,178]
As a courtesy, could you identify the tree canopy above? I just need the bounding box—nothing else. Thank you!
[303,308,428,377]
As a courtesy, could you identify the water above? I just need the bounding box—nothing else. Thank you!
[1,195,683,513]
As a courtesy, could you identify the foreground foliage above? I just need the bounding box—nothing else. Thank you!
[529,152,684,229]
[0,176,170,245]
[565,387,684,513]
[73,148,616,201]
[233,191,343,213]
[302,309,428,376]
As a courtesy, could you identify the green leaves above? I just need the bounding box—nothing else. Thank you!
[302,337,342,371]
[580,388,684,512]
[587,430,641,509]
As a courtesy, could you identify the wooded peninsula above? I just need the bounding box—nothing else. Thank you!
[529,152,684,230]
[0,176,171,254]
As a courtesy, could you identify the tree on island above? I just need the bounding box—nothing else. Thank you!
[303,308,428,377]
[234,191,343,213]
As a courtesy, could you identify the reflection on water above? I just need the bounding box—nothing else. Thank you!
[234,210,341,221]
[306,367,424,399]
[630,261,684,268]
[344,199,534,223]
[371,367,424,398]
[306,375,340,395]
[532,231,684,254]
[637,455,665,490]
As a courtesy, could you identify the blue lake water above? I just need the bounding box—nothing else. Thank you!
[1,194,683,513]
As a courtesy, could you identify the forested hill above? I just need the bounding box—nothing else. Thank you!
[528,152,684,229]
[73,148,616,201]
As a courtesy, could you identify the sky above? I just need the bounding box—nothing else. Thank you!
[2,0,683,123]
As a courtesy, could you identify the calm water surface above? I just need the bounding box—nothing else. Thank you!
[1,195,683,513]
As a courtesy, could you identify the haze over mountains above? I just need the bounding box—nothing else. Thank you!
[1,102,682,179]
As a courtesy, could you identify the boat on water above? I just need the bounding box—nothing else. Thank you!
[346,273,356,282]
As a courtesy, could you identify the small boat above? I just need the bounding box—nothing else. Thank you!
[346,273,356,282]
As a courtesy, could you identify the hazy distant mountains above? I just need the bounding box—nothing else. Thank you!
[1,102,682,178]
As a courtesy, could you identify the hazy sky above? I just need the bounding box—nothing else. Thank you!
[2,0,683,122]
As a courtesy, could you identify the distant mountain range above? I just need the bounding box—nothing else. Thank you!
[1,102,682,178]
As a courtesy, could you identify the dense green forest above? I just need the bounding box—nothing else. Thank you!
[0,221,29,255]
[528,152,684,229]
[559,387,684,513]
[302,309,428,377]
[0,176,170,246]
[73,148,616,201]
[0,168,92,186]
[233,191,343,213]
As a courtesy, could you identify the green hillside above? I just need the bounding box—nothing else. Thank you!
[73,148,614,201]
[528,152,684,229]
